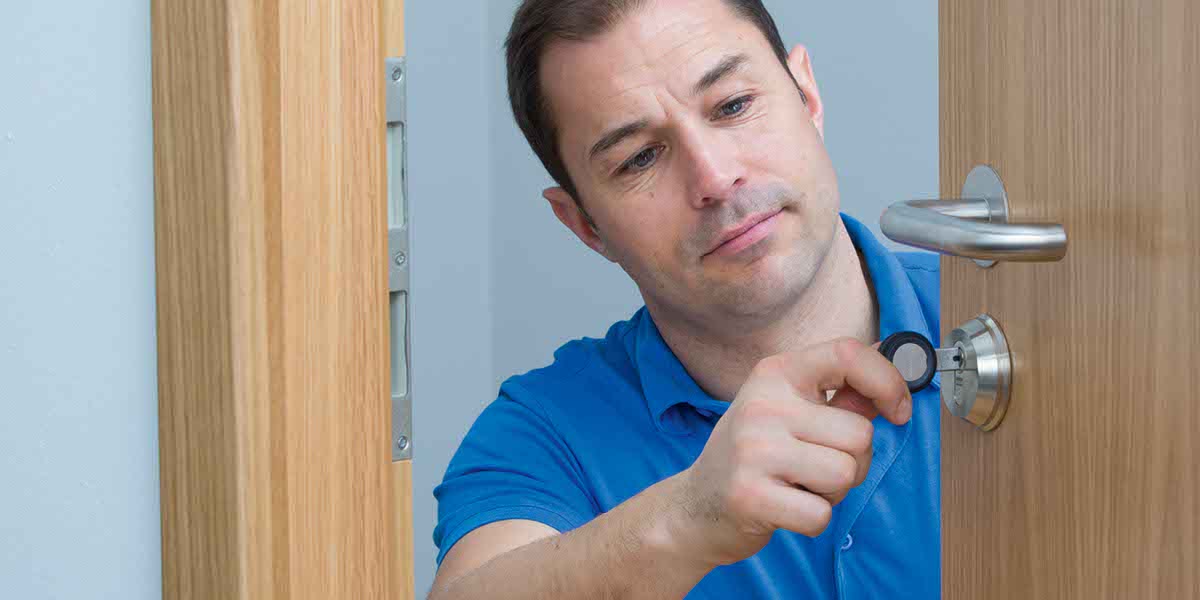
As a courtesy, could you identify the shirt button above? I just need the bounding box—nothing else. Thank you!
[841,533,854,551]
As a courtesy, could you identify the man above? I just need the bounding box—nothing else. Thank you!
[430,0,939,598]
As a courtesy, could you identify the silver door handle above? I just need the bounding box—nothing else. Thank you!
[880,165,1068,267]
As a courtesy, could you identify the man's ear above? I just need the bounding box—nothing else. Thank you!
[543,186,616,262]
[786,44,825,139]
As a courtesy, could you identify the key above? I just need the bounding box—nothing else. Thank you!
[878,331,964,393]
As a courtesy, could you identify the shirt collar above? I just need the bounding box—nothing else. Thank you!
[627,212,937,434]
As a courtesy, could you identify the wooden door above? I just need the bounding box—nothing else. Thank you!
[941,0,1199,598]
[152,0,412,597]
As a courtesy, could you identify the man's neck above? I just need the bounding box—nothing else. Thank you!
[652,222,879,403]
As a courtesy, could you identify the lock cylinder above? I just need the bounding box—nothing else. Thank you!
[943,314,1012,431]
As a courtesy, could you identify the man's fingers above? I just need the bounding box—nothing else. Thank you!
[758,338,912,425]
[758,483,834,538]
[827,387,880,422]
[782,399,873,472]
[760,440,863,496]
[783,405,874,488]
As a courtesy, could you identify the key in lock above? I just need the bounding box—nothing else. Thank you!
[879,314,1012,431]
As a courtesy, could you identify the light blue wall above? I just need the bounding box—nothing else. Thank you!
[0,2,161,599]
[407,0,495,595]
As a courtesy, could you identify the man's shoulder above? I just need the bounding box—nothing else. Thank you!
[499,310,643,406]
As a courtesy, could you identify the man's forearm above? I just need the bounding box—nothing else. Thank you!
[427,473,712,600]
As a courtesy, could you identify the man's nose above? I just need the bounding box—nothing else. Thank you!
[678,126,745,210]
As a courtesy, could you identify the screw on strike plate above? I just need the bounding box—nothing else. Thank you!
[393,251,407,267]
[391,67,403,82]
[396,436,409,451]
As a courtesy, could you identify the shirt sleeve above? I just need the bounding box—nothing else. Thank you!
[432,386,597,566]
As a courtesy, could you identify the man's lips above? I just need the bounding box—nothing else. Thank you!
[703,209,784,258]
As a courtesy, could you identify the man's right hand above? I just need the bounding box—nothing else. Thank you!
[666,337,913,568]
[430,337,913,600]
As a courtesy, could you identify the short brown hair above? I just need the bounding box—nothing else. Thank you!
[505,0,794,207]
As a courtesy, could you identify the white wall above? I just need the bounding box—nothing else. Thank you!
[0,2,161,598]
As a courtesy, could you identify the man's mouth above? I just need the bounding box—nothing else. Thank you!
[703,208,784,258]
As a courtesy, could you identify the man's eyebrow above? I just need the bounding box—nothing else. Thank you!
[588,119,649,162]
[585,54,749,164]
[693,53,750,96]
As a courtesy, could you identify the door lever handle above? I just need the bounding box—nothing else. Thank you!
[880,165,1068,268]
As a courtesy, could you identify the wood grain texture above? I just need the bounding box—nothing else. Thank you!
[394,460,415,598]
[941,0,1199,598]
[153,1,394,598]
[385,0,405,57]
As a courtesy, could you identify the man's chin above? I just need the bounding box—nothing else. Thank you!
[701,270,805,319]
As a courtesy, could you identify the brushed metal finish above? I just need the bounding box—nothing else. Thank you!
[935,346,964,372]
[943,314,1012,431]
[387,57,412,461]
[881,165,1068,268]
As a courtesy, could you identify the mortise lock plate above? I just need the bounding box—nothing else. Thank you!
[387,57,412,461]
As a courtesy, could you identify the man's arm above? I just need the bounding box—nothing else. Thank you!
[429,338,912,600]
[428,473,709,600]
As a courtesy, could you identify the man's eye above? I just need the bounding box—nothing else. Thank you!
[619,146,661,174]
[716,95,754,119]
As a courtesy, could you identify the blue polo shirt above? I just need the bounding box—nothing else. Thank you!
[433,214,940,599]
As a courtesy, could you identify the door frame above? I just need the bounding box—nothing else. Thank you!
[151,1,408,597]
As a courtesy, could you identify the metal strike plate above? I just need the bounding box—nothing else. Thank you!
[389,228,409,293]
[942,314,1012,431]
[387,57,412,461]
[386,57,406,125]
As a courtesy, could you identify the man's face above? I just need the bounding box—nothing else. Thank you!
[541,0,840,327]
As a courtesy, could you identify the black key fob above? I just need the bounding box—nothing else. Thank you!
[879,331,938,393]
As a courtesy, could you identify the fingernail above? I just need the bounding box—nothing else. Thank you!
[901,394,913,421]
